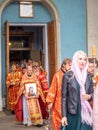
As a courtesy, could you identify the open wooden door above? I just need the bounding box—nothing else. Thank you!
[5,21,10,109]
[48,21,57,84]
[5,21,10,74]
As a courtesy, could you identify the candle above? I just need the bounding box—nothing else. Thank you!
[95,73,98,83]
[92,45,96,56]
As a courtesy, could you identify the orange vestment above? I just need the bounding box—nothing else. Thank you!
[17,67,22,72]
[6,71,22,110]
[37,71,49,97]
[15,72,45,125]
[46,69,64,130]
[95,73,98,83]
[37,72,49,119]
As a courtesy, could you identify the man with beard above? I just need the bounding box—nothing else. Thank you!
[15,65,45,126]
[6,64,22,113]
[46,58,72,130]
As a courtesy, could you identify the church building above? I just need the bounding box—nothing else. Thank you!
[0,0,97,111]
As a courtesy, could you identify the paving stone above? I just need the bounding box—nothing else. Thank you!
[0,111,52,130]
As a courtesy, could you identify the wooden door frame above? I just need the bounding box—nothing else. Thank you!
[5,21,10,75]
[6,23,49,82]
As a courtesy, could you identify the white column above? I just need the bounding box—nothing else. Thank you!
[87,0,98,57]
[0,15,3,111]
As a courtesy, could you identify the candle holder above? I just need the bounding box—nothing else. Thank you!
[92,77,96,89]
[92,45,96,58]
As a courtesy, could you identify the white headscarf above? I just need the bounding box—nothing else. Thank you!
[71,50,92,126]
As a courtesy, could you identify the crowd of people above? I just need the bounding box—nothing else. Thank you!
[6,51,98,130]
[6,59,49,126]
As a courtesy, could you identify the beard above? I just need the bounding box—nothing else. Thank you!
[28,74,32,77]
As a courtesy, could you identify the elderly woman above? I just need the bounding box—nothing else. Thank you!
[61,50,93,130]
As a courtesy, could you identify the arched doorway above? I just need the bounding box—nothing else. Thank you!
[0,0,60,110]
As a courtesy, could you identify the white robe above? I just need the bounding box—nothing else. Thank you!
[22,95,32,125]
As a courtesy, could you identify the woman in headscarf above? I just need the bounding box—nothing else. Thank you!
[61,50,93,130]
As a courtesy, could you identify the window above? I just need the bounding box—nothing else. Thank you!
[19,1,33,18]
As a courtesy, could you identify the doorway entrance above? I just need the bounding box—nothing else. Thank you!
[8,25,45,72]
[5,21,57,84]
[5,22,49,80]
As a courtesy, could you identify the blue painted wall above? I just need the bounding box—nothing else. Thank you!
[53,0,87,59]
[1,0,87,97]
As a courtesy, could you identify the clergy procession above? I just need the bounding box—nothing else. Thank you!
[2,46,98,130]
[0,0,98,130]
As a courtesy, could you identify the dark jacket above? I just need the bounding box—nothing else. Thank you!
[62,70,93,117]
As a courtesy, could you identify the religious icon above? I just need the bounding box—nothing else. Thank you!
[25,83,37,97]
[19,1,34,18]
